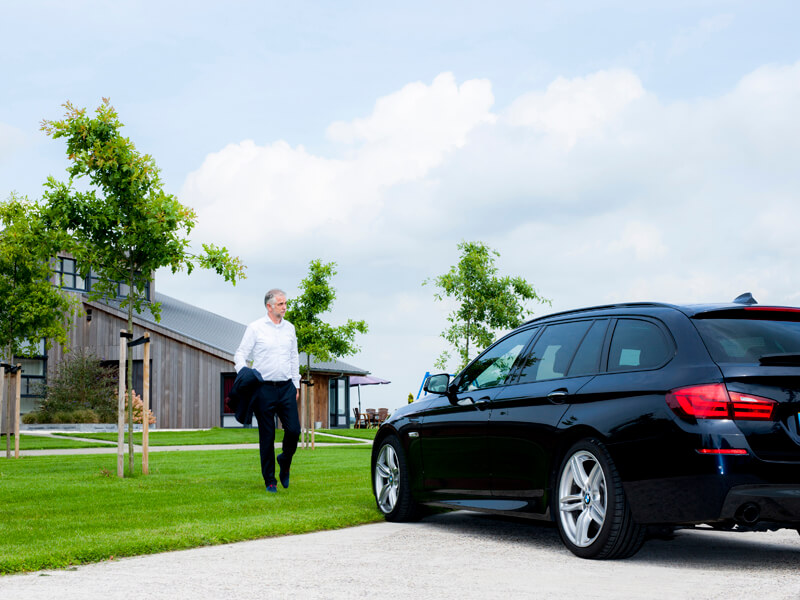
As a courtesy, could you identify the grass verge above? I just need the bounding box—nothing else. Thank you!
[58,427,272,445]
[57,427,367,445]
[0,446,381,574]
[0,434,112,450]
[317,428,378,441]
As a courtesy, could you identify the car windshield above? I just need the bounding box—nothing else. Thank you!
[694,316,800,363]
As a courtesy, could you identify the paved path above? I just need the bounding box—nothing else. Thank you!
[13,431,370,456]
[1,512,799,599]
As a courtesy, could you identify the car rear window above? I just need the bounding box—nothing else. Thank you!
[694,315,800,363]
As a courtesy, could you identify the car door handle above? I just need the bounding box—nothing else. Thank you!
[547,389,568,404]
[475,397,491,410]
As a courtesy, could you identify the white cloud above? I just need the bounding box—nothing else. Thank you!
[170,62,800,410]
[181,72,495,257]
[505,69,645,148]
[608,221,667,262]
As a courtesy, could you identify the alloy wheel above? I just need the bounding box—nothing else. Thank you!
[374,443,400,514]
[557,450,608,548]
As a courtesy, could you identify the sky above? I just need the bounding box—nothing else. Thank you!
[3,1,800,411]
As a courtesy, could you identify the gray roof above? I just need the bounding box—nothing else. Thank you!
[95,292,369,376]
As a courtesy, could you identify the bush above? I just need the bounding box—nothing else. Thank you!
[37,350,118,423]
[23,408,103,424]
[125,390,155,425]
[21,412,41,424]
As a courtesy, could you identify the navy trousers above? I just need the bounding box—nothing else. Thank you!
[252,380,300,487]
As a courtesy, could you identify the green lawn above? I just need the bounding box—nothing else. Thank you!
[0,446,381,574]
[317,428,378,440]
[0,434,113,450]
[56,427,368,446]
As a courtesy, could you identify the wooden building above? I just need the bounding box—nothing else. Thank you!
[6,259,368,430]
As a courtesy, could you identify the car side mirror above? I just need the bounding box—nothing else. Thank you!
[424,373,451,395]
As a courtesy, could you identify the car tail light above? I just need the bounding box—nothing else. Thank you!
[666,383,776,421]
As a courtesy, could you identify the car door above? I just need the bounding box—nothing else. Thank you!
[489,319,609,513]
[419,327,539,500]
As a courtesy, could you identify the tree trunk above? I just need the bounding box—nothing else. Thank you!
[465,319,471,367]
[306,354,311,447]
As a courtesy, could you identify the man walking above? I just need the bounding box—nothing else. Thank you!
[234,289,301,494]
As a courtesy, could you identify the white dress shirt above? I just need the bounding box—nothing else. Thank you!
[234,315,300,388]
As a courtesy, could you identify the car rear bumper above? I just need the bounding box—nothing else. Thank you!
[719,484,800,525]
[624,476,800,526]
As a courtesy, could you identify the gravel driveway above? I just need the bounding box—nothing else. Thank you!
[2,511,799,599]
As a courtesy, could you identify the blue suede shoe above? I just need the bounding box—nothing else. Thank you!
[266,484,277,494]
[277,453,290,489]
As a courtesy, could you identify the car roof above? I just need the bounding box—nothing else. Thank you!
[523,300,800,325]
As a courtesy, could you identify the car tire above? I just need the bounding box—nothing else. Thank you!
[553,438,644,559]
[373,436,420,522]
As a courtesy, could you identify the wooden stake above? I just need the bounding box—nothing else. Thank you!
[1,365,6,459]
[142,333,150,475]
[306,379,312,449]
[310,380,315,450]
[14,365,20,459]
[118,330,127,478]
[303,380,309,448]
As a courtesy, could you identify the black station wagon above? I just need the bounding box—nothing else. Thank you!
[371,294,800,559]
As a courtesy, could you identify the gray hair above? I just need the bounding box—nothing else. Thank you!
[264,288,287,308]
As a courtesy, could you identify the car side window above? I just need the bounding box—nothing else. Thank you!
[567,319,609,376]
[458,328,538,392]
[608,318,671,371]
[517,321,593,383]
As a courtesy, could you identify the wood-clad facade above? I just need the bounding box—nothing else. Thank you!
[47,298,236,429]
[8,291,369,431]
[3,255,370,431]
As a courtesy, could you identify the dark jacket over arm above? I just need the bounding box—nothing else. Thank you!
[227,367,264,426]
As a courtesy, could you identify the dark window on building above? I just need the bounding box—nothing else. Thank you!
[15,339,46,414]
[54,257,87,291]
[328,377,350,428]
[608,319,671,371]
[88,274,150,301]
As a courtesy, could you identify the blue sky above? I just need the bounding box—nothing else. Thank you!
[3,1,800,409]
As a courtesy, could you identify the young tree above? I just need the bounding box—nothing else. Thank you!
[287,259,368,372]
[0,194,76,453]
[0,194,75,360]
[285,260,368,439]
[41,99,246,475]
[426,240,550,371]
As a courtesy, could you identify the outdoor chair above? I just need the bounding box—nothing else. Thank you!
[365,408,378,427]
[352,407,369,429]
[376,408,389,426]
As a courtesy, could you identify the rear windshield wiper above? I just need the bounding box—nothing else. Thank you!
[758,353,800,366]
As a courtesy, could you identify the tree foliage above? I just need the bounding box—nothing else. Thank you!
[40,98,246,474]
[40,99,246,322]
[0,193,75,362]
[285,259,368,372]
[427,240,550,370]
